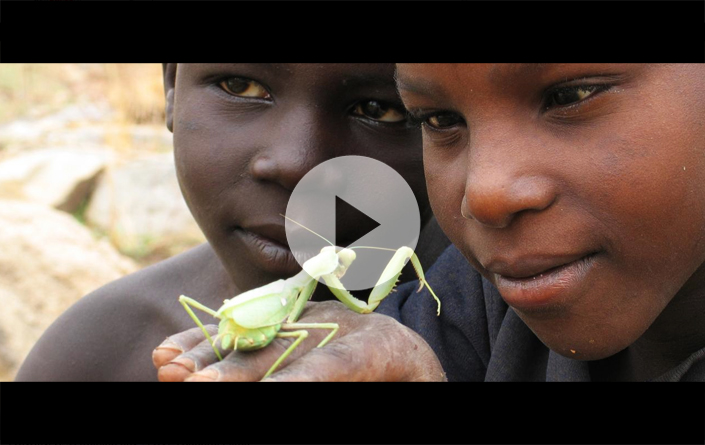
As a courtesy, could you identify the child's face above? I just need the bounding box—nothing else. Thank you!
[165,64,426,290]
[397,64,705,360]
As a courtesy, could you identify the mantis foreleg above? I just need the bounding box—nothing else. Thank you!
[407,251,441,315]
[322,247,441,315]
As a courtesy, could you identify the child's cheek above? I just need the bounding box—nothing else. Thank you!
[537,107,705,359]
[423,153,467,248]
[596,120,705,285]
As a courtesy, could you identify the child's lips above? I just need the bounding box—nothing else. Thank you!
[485,252,591,279]
[487,252,598,311]
[240,223,289,248]
[235,226,302,275]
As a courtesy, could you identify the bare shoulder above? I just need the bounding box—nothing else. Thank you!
[15,243,235,381]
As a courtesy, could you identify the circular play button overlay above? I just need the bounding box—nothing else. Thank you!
[285,155,421,291]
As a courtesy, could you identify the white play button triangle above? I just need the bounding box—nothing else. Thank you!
[335,195,380,248]
[285,155,421,291]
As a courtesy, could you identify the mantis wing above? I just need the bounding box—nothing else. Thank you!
[216,249,340,329]
[218,280,299,328]
[217,280,287,313]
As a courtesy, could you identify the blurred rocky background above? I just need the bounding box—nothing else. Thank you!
[0,64,206,381]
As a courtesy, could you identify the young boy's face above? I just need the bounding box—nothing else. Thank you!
[397,63,705,361]
[164,64,427,290]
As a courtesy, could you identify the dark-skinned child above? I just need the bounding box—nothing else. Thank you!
[154,63,705,382]
[15,63,449,381]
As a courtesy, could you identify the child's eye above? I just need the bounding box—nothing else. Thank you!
[425,113,463,130]
[352,100,406,123]
[219,77,271,100]
[406,109,465,131]
[545,85,606,109]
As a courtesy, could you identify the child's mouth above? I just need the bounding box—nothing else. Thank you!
[235,226,304,275]
[490,253,598,312]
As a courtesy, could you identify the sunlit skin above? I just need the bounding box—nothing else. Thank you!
[396,63,705,381]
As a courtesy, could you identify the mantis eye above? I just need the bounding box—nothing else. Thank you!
[337,248,356,267]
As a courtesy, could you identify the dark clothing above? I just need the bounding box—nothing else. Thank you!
[377,245,705,381]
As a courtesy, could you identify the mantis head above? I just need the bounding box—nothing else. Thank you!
[334,247,356,278]
[302,246,356,280]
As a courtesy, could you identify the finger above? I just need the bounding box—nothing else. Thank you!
[185,302,351,382]
[186,328,330,382]
[184,300,404,382]
[152,325,218,370]
[260,330,398,382]
[261,342,366,382]
[264,318,446,382]
[158,336,225,382]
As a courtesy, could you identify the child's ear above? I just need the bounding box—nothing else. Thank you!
[163,63,176,133]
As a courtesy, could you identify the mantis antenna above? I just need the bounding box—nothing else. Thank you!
[281,214,400,253]
[280,214,334,247]
[348,246,397,252]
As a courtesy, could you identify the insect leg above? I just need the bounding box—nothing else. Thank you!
[264,322,339,379]
[178,295,224,361]
[321,246,412,314]
[408,252,441,316]
[286,277,318,324]
[324,247,440,315]
[321,274,371,313]
[263,330,309,379]
[365,247,440,315]
[281,322,339,348]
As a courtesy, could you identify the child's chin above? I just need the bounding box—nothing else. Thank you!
[540,335,632,362]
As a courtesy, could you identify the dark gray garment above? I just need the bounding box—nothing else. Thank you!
[377,244,705,382]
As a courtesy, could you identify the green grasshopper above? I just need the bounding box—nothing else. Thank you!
[179,216,441,379]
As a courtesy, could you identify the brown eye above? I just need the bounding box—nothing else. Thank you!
[219,78,271,99]
[426,113,462,129]
[547,85,601,107]
[353,100,406,123]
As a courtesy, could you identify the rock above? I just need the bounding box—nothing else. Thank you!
[0,103,112,146]
[0,200,138,381]
[44,124,173,152]
[0,105,112,159]
[0,148,113,213]
[44,126,110,149]
[84,153,205,258]
[122,125,173,150]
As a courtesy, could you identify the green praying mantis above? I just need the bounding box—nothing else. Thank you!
[178,215,441,379]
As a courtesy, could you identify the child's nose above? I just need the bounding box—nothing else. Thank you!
[249,109,335,191]
[461,138,558,229]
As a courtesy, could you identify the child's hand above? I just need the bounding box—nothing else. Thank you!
[152,301,446,382]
